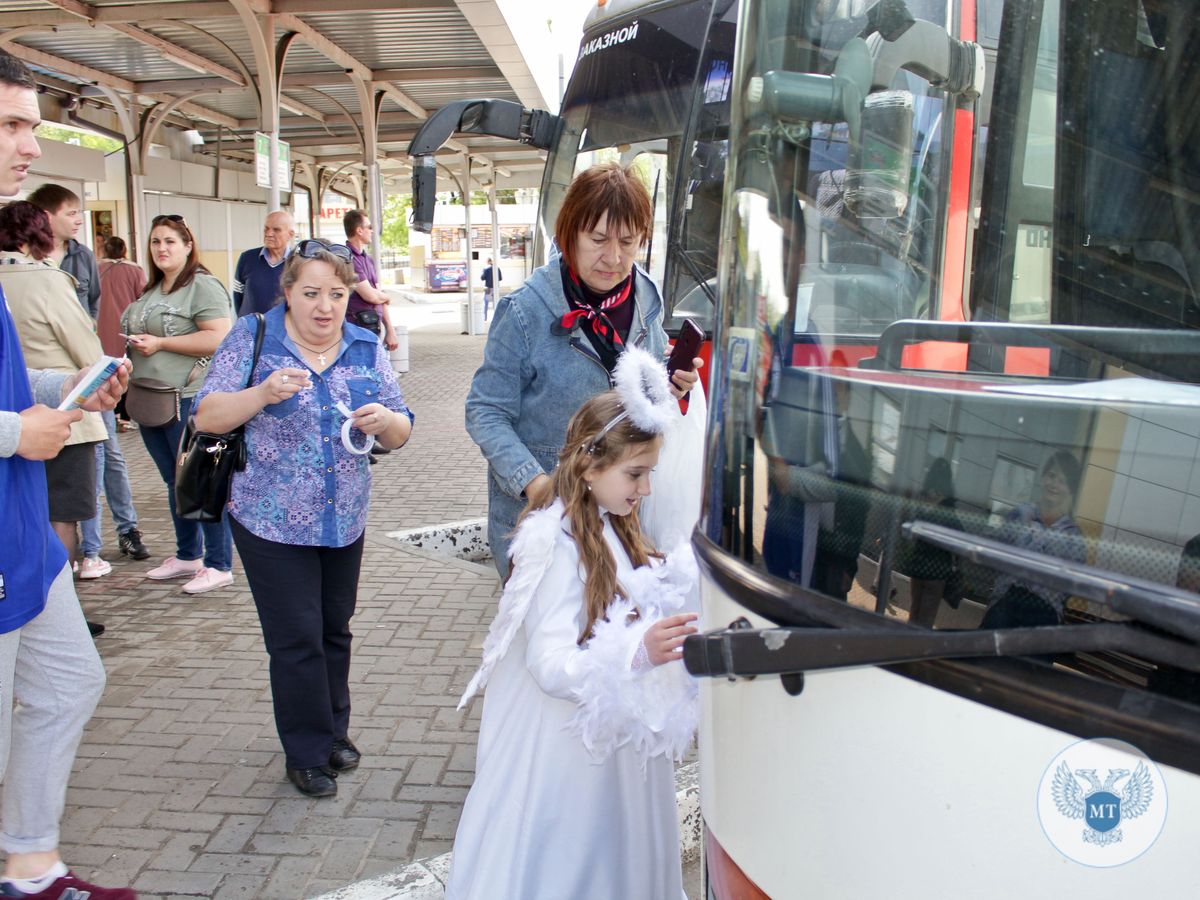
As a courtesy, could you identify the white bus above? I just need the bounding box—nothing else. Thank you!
[685,0,1200,895]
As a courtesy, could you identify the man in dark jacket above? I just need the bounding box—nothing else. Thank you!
[481,257,501,320]
[27,183,100,318]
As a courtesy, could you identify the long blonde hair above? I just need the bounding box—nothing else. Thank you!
[518,390,662,642]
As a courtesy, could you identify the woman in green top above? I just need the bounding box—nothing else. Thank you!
[121,215,235,594]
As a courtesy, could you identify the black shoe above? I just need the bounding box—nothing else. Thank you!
[368,455,377,465]
[87,620,106,637]
[369,444,391,455]
[118,528,150,560]
[329,738,361,772]
[286,765,338,797]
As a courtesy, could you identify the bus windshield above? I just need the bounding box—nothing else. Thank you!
[705,0,1200,705]
[537,0,736,322]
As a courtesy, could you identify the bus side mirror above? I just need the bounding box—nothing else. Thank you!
[410,156,437,235]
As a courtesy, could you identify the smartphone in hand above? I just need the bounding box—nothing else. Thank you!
[666,318,704,377]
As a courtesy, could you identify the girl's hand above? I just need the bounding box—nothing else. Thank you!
[126,333,160,356]
[642,613,700,666]
[259,367,310,405]
[351,402,395,436]
[668,357,703,398]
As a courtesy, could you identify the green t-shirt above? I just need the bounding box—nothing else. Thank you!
[121,272,233,397]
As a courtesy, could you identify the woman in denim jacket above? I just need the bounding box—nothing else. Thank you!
[466,164,699,574]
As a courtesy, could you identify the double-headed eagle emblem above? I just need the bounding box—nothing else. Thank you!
[1052,761,1155,847]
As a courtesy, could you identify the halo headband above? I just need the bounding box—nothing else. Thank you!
[584,346,674,454]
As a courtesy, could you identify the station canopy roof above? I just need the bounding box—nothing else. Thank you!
[1,0,555,191]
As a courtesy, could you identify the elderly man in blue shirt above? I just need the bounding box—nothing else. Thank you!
[233,210,295,316]
[0,48,137,900]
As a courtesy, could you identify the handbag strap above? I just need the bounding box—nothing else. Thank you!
[245,313,265,389]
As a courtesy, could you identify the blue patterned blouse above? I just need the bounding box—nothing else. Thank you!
[196,305,413,547]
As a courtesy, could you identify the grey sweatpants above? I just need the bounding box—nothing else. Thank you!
[0,564,105,854]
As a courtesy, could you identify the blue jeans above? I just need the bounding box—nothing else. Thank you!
[80,409,138,557]
[139,396,233,571]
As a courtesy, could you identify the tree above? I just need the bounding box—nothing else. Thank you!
[35,124,122,154]
[381,193,412,251]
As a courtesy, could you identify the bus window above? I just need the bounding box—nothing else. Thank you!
[706,0,1200,709]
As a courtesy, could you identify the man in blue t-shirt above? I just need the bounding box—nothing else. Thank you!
[0,50,137,900]
[232,210,295,316]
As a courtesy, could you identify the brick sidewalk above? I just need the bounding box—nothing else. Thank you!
[66,313,499,898]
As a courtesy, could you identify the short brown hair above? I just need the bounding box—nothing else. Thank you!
[553,163,653,271]
[103,235,127,259]
[280,248,357,297]
[0,201,54,259]
[0,50,35,91]
[27,183,80,215]
[343,208,368,239]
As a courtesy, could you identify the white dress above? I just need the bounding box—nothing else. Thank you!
[446,506,694,900]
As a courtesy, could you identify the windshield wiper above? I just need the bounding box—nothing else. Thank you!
[908,521,1200,644]
[684,521,1200,682]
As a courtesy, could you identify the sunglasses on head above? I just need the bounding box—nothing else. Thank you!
[152,214,187,226]
[296,238,353,262]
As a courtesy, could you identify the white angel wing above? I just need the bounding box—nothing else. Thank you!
[1120,762,1155,820]
[1052,761,1086,819]
[639,380,707,551]
[457,501,567,709]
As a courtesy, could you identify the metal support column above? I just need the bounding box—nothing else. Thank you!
[489,181,501,319]
[463,155,477,335]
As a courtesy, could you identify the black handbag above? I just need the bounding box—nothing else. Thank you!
[175,314,265,522]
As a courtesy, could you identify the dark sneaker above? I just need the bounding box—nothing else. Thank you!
[117,529,150,560]
[287,765,338,797]
[329,737,361,771]
[87,621,106,638]
[0,871,137,899]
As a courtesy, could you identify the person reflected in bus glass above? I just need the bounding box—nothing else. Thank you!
[896,457,963,628]
[466,163,700,576]
[1146,534,1200,703]
[981,450,1086,629]
[811,379,871,601]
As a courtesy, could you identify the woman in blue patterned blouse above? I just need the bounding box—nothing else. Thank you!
[194,239,413,797]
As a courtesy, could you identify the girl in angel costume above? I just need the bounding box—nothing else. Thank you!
[446,347,703,900]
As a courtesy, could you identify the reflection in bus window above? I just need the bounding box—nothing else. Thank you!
[706,0,1200,706]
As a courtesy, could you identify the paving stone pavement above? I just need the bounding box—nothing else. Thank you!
[65,306,501,899]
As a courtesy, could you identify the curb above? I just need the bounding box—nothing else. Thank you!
[310,762,701,900]
[386,518,490,564]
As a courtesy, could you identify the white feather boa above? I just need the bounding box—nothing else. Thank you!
[457,500,568,709]
[566,541,700,765]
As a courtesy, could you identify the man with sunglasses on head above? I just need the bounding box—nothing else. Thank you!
[233,210,296,317]
[0,49,137,900]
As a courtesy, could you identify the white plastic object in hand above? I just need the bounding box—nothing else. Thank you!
[59,355,124,411]
[335,400,375,455]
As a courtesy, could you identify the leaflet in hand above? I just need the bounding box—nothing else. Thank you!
[58,355,125,411]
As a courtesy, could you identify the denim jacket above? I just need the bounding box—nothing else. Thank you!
[465,259,668,570]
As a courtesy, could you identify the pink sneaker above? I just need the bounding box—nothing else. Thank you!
[79,556,112,579]
[145,556,203,580]
[182,567,234,594]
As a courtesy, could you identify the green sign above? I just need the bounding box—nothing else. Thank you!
[254,132,291,192]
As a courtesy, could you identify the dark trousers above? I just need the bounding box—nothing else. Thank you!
[230,516,365,769]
